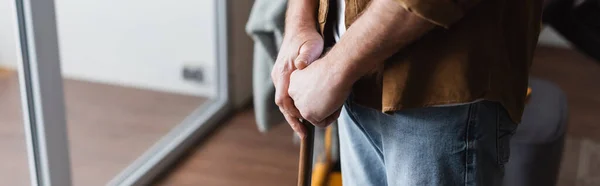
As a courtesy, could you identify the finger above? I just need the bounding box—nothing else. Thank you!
[283,113,306,139]
[294,55,308,70]
[283,96,302,118]
[272,68,290,107]
[275,70,302,118]
[294,41,323,70]
[275,94,301,120]
[272,55,295,86]
[274,88,284,107]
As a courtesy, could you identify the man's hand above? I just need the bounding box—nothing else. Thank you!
[278,0,435,137]
[286,0,436,128]
[272,0,320,138]
[288,56,353,127]
[271,28,323,138]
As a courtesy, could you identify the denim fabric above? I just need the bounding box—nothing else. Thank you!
[338,99,517,186]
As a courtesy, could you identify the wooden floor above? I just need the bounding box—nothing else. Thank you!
[0,69,29,186]
[156,110,299,186]
[1,46,600,186]
[0,70,206,186]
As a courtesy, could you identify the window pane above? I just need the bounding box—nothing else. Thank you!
[54,0,217,184]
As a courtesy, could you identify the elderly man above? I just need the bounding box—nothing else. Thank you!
[272,0,543,185]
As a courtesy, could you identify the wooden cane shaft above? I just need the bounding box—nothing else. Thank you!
[298,121,315,186]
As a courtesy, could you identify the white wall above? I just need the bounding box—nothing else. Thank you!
[0,0,219,97]
[0,0,18,69]
[55,0,217,97]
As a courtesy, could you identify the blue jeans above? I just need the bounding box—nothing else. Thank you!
[338,99,517,186]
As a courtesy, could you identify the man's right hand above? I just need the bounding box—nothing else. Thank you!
[271,28,323,139]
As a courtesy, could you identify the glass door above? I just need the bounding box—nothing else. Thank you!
[14,0,230,185]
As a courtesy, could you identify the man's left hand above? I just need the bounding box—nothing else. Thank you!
[288,57,353,127]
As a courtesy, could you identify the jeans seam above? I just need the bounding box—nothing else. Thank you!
[464,107,469,186]
[465,102,478,186]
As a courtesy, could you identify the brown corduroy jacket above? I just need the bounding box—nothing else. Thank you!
[317,0,543,122]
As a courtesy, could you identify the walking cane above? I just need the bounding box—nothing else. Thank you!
[298,120,315,186]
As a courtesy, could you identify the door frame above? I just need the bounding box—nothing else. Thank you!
[15,0,231,185]
[15,0,71,185]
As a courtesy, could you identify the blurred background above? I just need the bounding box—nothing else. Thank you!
[0,0,599,185]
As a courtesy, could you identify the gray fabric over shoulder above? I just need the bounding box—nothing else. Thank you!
[246,0,288,132]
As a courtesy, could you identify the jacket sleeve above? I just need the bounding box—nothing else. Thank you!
[392,0,481,28]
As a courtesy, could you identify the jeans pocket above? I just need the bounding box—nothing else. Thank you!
[496,111,517,166]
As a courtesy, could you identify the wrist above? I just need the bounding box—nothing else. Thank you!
[326,54,363,90]
[286,24,318,36]
[285,0,318,33]
[285,17,318,34]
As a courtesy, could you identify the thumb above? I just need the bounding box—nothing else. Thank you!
[294,41,323,70]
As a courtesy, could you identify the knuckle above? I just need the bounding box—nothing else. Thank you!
[305,114,317,124]
[287,120,301,131]
[285,56,295,67]
[288,109,301,118]
[285,118,294,126]
[314,119,330,127]
[298,109,309,119]
[274,97,284,106]
[289,122,299,130]
[309,120,322,127]
[281,98,292,107]
[289,123,299,131]
[305,114,326,127]
[271,65,283,76]
[270,70,277,80]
